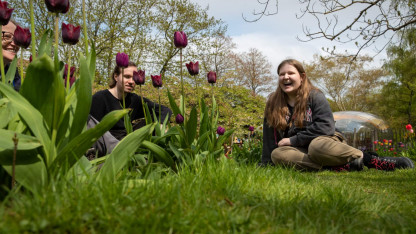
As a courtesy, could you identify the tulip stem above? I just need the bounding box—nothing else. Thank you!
[180,49,185,114]
[30,0,36,59]
[66,48,71,92]
[20,50,24,83]
[12,133,18,189]
[121,67,125,109]
[140,85,147,124]
[158,88,161,124]
[54,14,59,59]
[0,25,5,84]
[82,0,89,56]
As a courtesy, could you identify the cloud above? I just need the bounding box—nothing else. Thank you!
[232,32,321,68]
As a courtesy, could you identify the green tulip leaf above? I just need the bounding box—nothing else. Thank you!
[2,157,47,194]
[38,30,53,57]
[5,57,17,86]
[0,82,53,164]
[186,106,198,146]
[20,54,65,135]
[68,55,92,141]
[97,123,155,181]
[52,109,129,174]
[141,140,175,171]
[0,129,42,165]
[167,89,180,116]
[87,43,96,83]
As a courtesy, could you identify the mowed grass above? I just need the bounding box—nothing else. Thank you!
[0,159,415,233]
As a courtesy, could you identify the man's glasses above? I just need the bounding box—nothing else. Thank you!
[2,31,14,44]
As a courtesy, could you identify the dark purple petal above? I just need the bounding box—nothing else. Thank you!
[13,25,31,48]
[175,114,184,124]
[216,126,225,135]
[207,71,217,84]
[116,52,129,68]
[0,1,13,25]
[133,70,145,85]
[173,31,187,48]
[61,22,80,45]
[44,0,70,14]
[248,126,255,132]
[186,61,199,76]
[151,75,162,88]
[63,64,76,79]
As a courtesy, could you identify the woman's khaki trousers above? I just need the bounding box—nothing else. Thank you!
[271,135,363,170]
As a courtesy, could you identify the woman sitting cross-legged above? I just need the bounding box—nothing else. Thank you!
[261,59,414,171]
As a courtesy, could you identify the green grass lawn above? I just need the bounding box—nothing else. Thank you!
[1,159,415,233]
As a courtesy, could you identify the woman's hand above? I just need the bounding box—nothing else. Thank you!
[278,138,291,147]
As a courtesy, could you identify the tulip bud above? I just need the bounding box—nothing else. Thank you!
[116,52,129,68]
[61,22,80,45]
[151,75,162,88]
[13,25,31,49]
[45,0,70,14]
[217,126,225,135]
[133,70,145,85]
[207,71,217,84]
[173,31,187,48]
[248,126,254,132]
[406,124,413,131]
[64,76,75,88]
[0,1,13,26]
[175,114,184,124]
[63,64,76,79]
[186,61,199,76]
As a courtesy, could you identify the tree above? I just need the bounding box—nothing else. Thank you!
[377,27,416,126]
[250,0,416,59]
[305,54,385,112]
[236,48,276,96]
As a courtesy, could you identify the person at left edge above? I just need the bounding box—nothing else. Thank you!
[1,20,21,91]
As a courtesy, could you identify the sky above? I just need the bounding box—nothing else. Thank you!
[191,0,387,71]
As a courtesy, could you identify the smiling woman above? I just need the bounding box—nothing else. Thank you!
[1,20,21,91]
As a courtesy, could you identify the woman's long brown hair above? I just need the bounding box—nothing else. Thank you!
[265,59,317,130]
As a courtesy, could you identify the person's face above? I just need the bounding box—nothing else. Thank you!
[115,65,137,93]
[278,63,304,97]
[2,22,19,64]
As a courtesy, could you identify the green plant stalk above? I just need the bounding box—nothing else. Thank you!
[180,49,185,122]
[66,48,71,92]
[0,25,5,84]
[158,88,161,124]
[121,68,125,109]
[54,14,59,59]
[30,0,36,59]
[194,75,199,108]
[12,133,18,189]
[140,85,147,124]
[82,0,88,56]
[19,50,24,82]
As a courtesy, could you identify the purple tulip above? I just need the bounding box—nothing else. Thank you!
[186,61,199,76]
[63,64,76,79]
[133,70,145,85]
[248,126,254,132]
[44,0,70,14]
[64,76,75,87]
[175,114,184,124]
[0,1,13,26]
[207,71,217,84]
[13,25,31,49]
[173,31,188,48]
[116,52,129,68]
[217,126,225,136]
[61,22,80,45]
[151,75,162,88]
